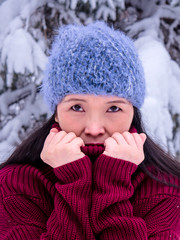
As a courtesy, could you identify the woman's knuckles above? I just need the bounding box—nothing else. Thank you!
[104,141,145,165]
[40,135,85,168]
[112,132,121,138]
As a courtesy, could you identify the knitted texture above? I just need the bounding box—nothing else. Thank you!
[41,21,145,112]
[0,146,180,239]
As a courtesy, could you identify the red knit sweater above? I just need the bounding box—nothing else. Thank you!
[0,144,179,239]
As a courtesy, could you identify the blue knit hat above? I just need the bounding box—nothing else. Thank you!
[41,21,145,112]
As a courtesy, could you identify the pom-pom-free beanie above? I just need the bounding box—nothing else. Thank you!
[41,21,145,112]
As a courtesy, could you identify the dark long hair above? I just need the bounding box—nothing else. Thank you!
[0,108,180,188]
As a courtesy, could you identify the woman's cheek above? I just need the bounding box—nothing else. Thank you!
[112,119,132,134]
[60,118,82,135]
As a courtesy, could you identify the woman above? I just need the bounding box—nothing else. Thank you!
[0,21,179,239]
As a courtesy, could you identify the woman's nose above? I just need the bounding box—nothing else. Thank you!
[84,120,105,136]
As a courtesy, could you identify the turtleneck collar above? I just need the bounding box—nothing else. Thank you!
[81,143,105,162]
[51,122,137,162]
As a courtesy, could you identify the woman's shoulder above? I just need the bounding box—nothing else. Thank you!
[0,163,55,199]
[0,163,45,182]
[132,166,180,201]
[0,163,28,184]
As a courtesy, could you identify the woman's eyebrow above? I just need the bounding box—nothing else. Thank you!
[63,98,87,103]
[63,99,127,104]
[106,100,127,104]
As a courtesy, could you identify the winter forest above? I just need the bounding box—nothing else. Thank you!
[0,0,180,163]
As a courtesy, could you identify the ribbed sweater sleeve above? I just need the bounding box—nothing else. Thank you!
[0,156,95,240]
[90,154,180,240]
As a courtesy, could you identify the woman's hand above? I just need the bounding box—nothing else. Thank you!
[103,132,147,165]
[40,128,85,168]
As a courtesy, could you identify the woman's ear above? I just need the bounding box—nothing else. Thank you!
[55,113,58,122]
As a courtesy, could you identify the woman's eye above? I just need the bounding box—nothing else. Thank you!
[108,106,121,112]
[71,105,83,112]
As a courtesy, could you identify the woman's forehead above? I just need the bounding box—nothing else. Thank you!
[62,94,129,103]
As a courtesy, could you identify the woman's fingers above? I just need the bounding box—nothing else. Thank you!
[112,131,146,149]
[60,132,77,144]
[111,132,127,145]
[121,132,137,147]
[43,128,59,148]
[49,130,67,145]
[140,133,147,144]
[50,128,59,133]
[103,131,147,165]
[131,133,146,150]
[104,136,118,147]
[44,129,85,148]
[71,137,85,147]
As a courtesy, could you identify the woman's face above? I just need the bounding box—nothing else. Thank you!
[55,94,134,144]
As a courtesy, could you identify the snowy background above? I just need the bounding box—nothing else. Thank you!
[0,0,180,163]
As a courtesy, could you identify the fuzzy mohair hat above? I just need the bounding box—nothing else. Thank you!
[41,21,145,112]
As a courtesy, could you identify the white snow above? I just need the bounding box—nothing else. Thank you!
[0,92,50,163]
[2,29,34,75]
[136,35,180,154]
[1,28,47,87]
[0,76,4,91]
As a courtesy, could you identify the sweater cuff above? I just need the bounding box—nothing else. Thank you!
[53,156,92,183]
[95,154,138,184]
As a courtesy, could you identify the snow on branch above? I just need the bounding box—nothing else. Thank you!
[127,5,180,39]
[0,84,36,116]
[1,28,47,88]
[126,3,180,156]
[0,92,49,146]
